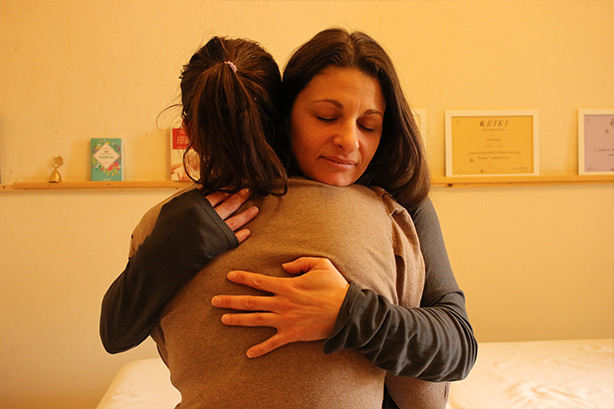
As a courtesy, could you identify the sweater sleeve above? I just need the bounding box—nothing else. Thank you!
[100,189,238,354]
[323,197,478,382]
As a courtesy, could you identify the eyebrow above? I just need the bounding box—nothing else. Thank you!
[313,99,384,117]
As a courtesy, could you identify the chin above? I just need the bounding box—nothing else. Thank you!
[319,175,355,187]
[305,169,357,187]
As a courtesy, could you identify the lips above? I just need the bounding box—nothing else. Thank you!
[322,156,357,166]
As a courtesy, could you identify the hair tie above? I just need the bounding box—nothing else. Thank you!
[224,61,237,73]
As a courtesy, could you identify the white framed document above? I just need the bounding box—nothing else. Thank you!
[412,108,427,147]
[578,109,614,175]
[445,110,539,177]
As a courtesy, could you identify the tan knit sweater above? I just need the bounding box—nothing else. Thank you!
[134,179,426,409]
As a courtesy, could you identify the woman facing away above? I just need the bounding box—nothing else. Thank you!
[100,29,477,408]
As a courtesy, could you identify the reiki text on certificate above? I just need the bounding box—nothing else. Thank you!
[445,110,539,177]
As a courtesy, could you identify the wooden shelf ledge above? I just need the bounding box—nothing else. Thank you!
[431,174,613,187]
[1,175,612,191]
[3,181,193,191]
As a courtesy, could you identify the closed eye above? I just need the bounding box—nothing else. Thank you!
[317,116,337,123]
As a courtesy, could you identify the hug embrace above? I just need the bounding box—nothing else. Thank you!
[100,28,477,409]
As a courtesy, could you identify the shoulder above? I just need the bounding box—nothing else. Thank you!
[368,186,410,217]
[408,196,441,231]
[288,178,394,212]
[369,185,421,244]
[129,186,199,256]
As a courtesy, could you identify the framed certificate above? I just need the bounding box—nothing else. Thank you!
[578,109,614,175]
[445,110,539,177]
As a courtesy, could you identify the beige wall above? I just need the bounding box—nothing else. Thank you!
[1,1,612,408]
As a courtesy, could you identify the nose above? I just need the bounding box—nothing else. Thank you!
[333,121,360,153]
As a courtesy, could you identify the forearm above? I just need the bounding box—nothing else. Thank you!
[100,239,208,353]
[324,284,476,381]
[99,189,238,353]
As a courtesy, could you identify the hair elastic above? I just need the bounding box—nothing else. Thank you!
[224,61,238,73]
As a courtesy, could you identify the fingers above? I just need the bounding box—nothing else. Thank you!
[246,334,290,358]
[282,257,330,275]
[218,313,291,358]
[204,189,259,239]
[220,312,280,328]
[205,188,251,220]
[234,229,251,244]
[204,190,230,207]
[211,293,278,312]
[225,206,259,232]
[225,271,283,293]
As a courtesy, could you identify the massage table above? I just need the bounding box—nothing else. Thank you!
[97,338,614,409]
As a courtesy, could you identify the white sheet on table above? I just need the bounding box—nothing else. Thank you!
[447,338,614,409]
[96,358,180,409]
[97,339,614,409]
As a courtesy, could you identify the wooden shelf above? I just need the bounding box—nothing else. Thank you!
[431,174,613,188]
[1,181,193,191]
[1,175,612,192]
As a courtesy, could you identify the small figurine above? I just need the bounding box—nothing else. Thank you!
[49,156,64,183]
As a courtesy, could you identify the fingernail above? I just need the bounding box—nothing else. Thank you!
[211,296,220,306]
[227,271,236,280]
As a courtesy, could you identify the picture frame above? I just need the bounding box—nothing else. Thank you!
[578,109,614,175]
[412,108,427,147]
[445,110,539,177]
[169,127,200,181]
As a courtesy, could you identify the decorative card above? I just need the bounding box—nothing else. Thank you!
[90,138,123,181]
[578,109,614,175]
[169,127,199,181]
[445,110,539,177]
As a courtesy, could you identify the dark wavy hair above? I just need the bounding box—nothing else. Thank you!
[180,36,287,196]
[282,28,430,209]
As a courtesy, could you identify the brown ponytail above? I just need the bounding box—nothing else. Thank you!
[181,36,287,196]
